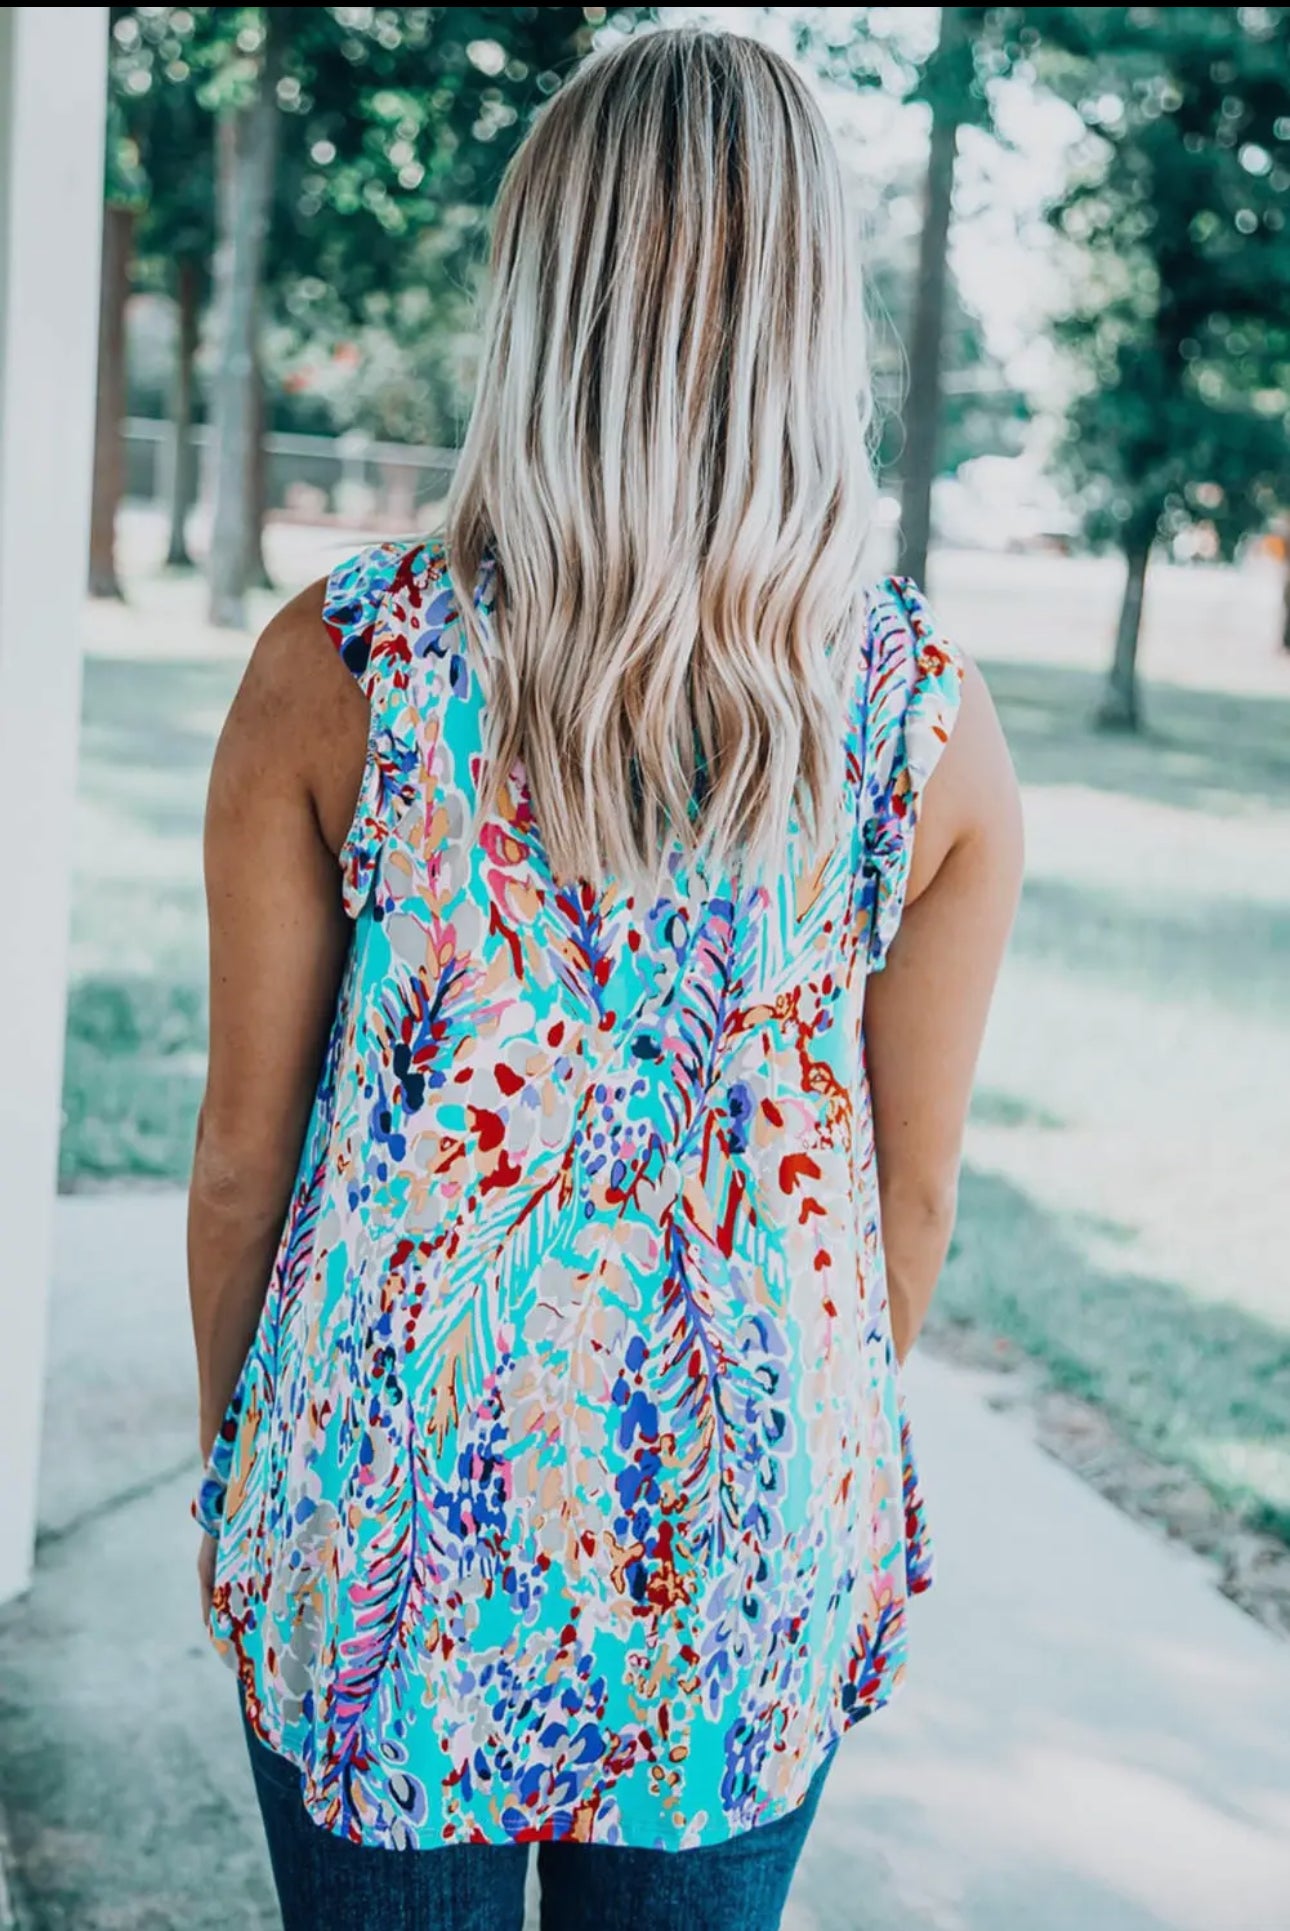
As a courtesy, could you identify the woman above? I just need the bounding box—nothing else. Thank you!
[190,26,1022,1931]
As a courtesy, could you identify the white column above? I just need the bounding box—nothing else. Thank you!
[0,8,107,1603]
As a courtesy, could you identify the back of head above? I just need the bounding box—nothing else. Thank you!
[447,27,873,890]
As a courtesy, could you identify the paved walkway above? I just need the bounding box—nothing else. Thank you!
[1,1194,1288,1930]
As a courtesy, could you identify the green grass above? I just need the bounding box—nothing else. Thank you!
[62,547,1290,1543]
[62,650,238,1190]
[933,653,1290,1540]
[61,975,207,1187]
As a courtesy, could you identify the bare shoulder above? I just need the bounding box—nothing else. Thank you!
[212,578,369,857]
[228,577,361,729]
[907,653,1024,905]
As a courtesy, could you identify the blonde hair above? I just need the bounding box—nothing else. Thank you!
[447,27,873,889]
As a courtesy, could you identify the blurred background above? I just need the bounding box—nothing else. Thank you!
[1,7,1289,1930]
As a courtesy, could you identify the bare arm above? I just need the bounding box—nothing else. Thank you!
[864,658,1023,1360]
[188,583,367,1463]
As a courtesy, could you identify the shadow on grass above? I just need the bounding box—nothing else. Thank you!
[970,1088,1066,1132]
[60,975,206,1190]
[1010,875,1290,1021]
[939,1164,1290,1541]
[77,656,240,844]
[81,656,240,774]
[980,658,1290,816]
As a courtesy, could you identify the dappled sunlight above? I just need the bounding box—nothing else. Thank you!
[82,505,365,662]
[942,548,1290,702]
[968,960,1284,1324]
[1018,784,1290,902]
[986,660,1290,818]
[1009,875,1290,1018]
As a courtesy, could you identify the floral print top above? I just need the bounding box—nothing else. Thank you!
[199,537,963,1851]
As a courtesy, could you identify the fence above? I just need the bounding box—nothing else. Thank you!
[123,418,460,525]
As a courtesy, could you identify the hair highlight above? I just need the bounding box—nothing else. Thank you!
[447,27,874,889]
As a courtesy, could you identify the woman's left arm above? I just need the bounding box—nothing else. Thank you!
[864,659,1024,1361]
[189,585,365,1467]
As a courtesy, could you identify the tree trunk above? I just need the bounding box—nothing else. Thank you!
[1099,537,1151,731]
[1282,540,1290,653]
[165,256,201,570]
[896,7,970,588]
[207,18,282,628]
[379,455,419,527]
[88,202,133,600]
[244,355,273,590]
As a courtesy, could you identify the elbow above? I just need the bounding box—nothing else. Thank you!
[881,1169,959,1248]
[190,1107,294,1229]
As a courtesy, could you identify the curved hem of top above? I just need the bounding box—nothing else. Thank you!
[234,1661,911,1855]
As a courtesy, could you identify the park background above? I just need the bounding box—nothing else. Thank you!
[1,7,1289,1929]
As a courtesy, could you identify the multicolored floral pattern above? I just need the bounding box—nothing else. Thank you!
[198,539,963,1850]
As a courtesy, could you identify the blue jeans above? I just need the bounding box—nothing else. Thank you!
[244,1715,833,1931]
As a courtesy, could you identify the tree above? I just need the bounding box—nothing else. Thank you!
[864,166,1029,488]
[140,79,215,572]
[100,6,652,621]
[1037,6,1290,727]
[165,255,204,569]
[90,37,152,600]
[897,5,980,584]
[200,5,650,626]
[206,10,285,627]
[102,7,219,586]
[130,47,216,572]
[88,200,134,599]
[798,7,1025,584]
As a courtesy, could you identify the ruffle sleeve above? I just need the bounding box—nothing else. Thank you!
[859,576,965,971]
[322,541,426,918]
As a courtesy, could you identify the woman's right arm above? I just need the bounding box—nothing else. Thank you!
[189,590,365,1465]
[863,658,1024,1360]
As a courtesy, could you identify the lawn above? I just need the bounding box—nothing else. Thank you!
[64,517,1290,1540]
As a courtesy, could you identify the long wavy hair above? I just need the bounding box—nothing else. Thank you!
[446,26,874,890]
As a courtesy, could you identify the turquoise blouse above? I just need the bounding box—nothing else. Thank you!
[197,538,963,1850]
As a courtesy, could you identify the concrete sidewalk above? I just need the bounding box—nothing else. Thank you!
[1,1195,1287,1930]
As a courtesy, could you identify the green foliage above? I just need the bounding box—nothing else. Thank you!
[796,8,1031,485]
[269,9,613,286]
[1036,6,1290,556]
[275,225,482,445]
[796,5,1021,127]
[107,6,652,445]
[108,7,219,261]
